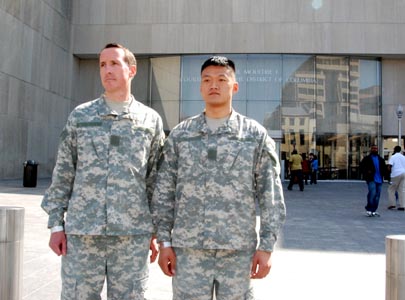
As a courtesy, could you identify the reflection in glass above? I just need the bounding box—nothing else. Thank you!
[245,55,282,101]
[315,56,349,134]
[249,100,281,131]
[150,57,181,129]
[180,100,205,121]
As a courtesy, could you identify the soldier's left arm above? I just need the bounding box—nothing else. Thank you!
[146,115,165,207]
[255,134,286,253]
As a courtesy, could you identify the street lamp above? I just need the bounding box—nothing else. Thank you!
[397,105,403,146]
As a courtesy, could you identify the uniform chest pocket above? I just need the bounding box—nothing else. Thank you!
[218,139,257,174]
[176,139,205,177]
[76,124,108,160]
[118,126,154,171]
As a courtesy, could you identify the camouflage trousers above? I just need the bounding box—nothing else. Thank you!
[61,234,150,300]
[172,247,256,300]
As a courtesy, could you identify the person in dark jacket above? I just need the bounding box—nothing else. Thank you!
[360,144,387,217]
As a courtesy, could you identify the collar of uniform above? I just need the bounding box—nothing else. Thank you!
[194,113,209,135]
[198,110,240,135]
[98,95,117,117]
[125,96,140,115]
[98,95,137,118]
[226,110,239,131]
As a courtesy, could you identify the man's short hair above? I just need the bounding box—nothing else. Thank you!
[101,43,137,66]
[394,145,402,153]
[201,56,235,74]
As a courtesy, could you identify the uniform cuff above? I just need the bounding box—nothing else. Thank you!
[159,241,172,248]
[50,225,64,233]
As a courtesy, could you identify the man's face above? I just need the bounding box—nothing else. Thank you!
[200,65,238,109]
[99,47,136,95]
[371,146,378,154]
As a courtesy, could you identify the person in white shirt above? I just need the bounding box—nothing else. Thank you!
[387,146,405,210]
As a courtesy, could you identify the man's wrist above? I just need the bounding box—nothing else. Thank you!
[50,225,64,233]
[159,241,172,248]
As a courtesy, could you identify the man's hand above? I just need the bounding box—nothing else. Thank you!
[250,250,272,279]
[49,231,67,256]
[158,247,176,277]
[149,236,159,263]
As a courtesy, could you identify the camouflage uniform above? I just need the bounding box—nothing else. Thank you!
[62,234,150,300]
[152,110,286,299]
[172,247,256,300]
[41,95,165,299]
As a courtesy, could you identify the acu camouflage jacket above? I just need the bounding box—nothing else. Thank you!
[41,96,165,235]
[153,110,286,252]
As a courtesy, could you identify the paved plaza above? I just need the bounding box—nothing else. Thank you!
[1,179,405,300]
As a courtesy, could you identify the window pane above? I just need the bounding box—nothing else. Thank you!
[349,59,381,134]
[282,55,315,103]
[181,55,207,101]
[247,100,281,130]
[244,55,282,101]
[180,100,205,121]
[150,57,181,130]
[315,134,348,180]
[316,56,349,134]
[233,100,247,115]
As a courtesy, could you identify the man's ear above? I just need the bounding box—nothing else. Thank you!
[129,65,137,78]
[233,81,239,94]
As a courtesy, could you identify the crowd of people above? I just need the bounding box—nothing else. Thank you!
[286,143,405,219]
[287,150,318,191]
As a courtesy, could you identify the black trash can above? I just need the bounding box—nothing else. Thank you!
[23,160,38,187]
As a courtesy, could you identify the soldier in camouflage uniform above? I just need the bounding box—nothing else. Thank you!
[152,56,286,300]
[41,43,165,299]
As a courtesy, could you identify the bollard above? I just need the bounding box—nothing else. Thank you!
[0,207,25,300]
[386,235,405,300]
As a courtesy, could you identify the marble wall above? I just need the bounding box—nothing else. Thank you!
[72,0,405,56]
[0,0,74,178]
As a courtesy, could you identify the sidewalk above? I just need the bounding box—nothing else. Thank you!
[1,179,404,299]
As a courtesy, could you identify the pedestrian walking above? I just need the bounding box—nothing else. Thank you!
[360,144,387,217]
[309,153,318,185]
[301,153,311,185]
[387,146,405,211]
[287,149,304,191]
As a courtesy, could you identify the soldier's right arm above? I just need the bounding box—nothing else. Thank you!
[41,116,77,229]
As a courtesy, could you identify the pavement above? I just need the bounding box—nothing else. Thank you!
[1,178,405,300]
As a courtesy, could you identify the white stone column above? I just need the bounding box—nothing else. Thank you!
[386,235,405,300]
[0,207,25,300]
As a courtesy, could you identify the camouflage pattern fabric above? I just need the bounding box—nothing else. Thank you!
[41,95,165,235]
[61,234,150,300]
[152,110,286,253]
[172,247,256,300]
